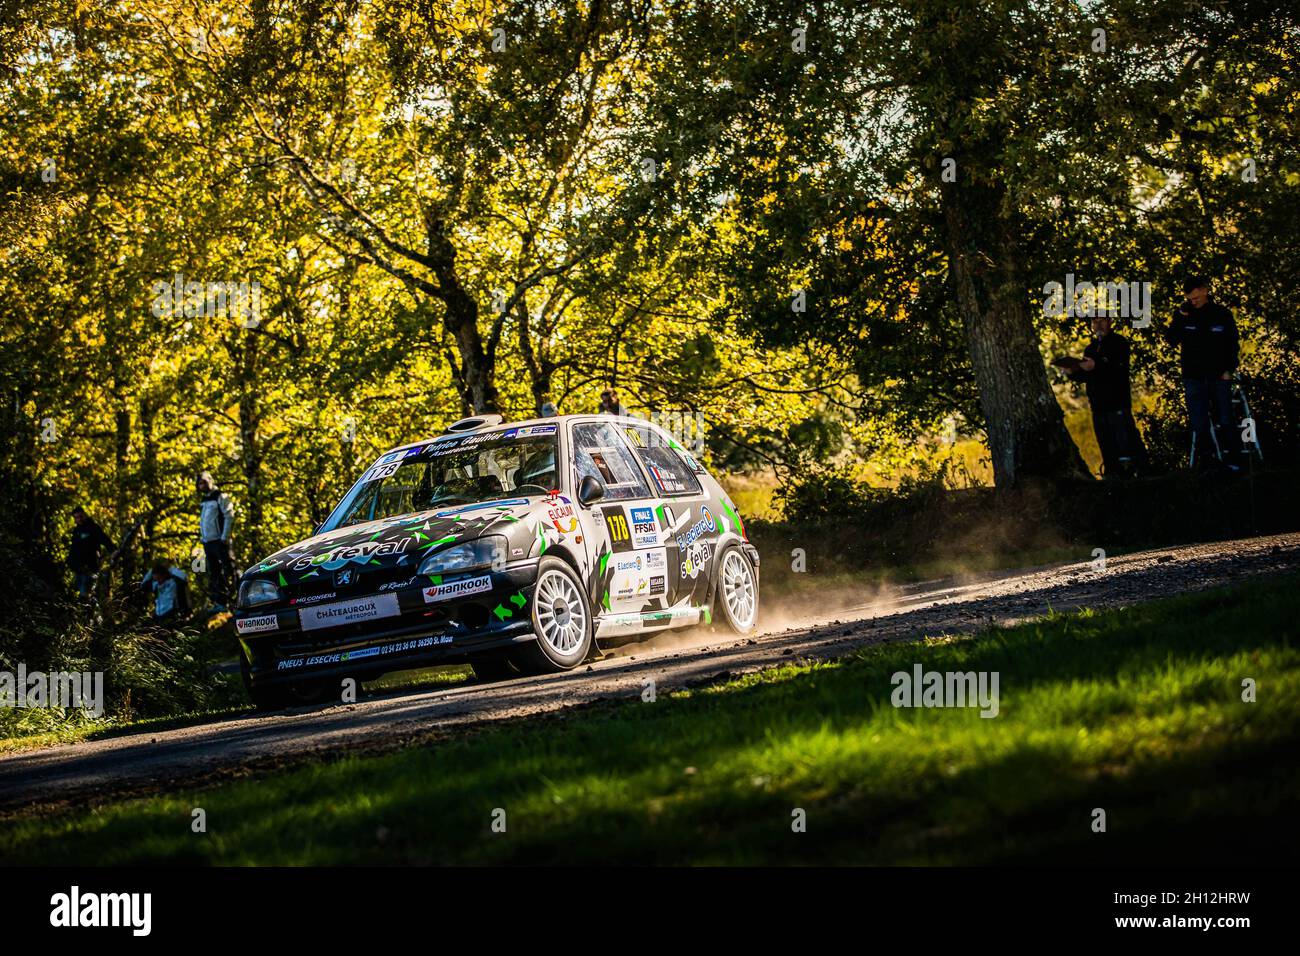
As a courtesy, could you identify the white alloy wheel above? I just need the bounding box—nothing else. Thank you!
[535,565,588,655]
[719,547,758,633]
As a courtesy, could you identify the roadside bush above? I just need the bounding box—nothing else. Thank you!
[774,460,954,525]
[108,623,236,721]
[774,469,882,523]
[1,536,239,738]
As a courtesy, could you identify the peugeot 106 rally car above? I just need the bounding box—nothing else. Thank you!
[234,413,760,709]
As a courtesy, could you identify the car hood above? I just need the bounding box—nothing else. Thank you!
[243,495,552,586]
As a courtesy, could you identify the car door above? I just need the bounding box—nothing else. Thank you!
[568,419,673,633]
[620,421,712,611]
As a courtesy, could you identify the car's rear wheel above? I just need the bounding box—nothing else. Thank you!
[513,557,593,673]
[715,545,759,635]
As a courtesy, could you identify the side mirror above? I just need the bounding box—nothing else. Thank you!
[577,475,606,506]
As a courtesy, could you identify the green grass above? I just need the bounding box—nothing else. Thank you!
[5,574,1297,865]
[361,664,471,693]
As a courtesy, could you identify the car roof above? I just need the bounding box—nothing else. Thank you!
[379,413,661,457]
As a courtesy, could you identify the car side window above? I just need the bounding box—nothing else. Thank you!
[623,425,703,497]
[571,422,651,501]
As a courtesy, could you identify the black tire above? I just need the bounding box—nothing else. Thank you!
[470,651,520,683]
[513,556,593,674]
[713,545,759,635]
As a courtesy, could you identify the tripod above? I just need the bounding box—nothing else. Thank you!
[1188,376,1264,468]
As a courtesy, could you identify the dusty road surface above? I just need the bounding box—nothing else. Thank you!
[2,533,1296,814]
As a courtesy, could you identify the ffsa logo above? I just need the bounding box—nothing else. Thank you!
[49,886,151,936]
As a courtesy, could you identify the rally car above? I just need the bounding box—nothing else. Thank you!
[233,413,760,709]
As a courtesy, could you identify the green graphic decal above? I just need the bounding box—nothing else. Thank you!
[421,534,457,552]
[509,593,527,608]
[492,604,511,621]
[721,499,744,538]
[277,571,287,587]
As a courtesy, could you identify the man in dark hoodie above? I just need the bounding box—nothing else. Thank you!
[68,506,113,599]
[196,471,235,612]
[1166,276,1244,470]
[1064,314,1148,478]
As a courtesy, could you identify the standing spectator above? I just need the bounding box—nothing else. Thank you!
[1066,314,1148,478]
[597,388,625,416]
[68,506,113,600]
[197,471,235,612]
[140,559,190,625]
[1165,276,1244,471]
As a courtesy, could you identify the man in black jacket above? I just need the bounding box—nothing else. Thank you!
[1067,314,1147,478]
[1166,276,1243,470]
[68,506,113,599]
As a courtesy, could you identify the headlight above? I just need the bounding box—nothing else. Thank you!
[239,579,282,608]
[418,536,504,577]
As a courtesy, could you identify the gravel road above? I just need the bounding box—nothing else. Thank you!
[2,533,1295,814]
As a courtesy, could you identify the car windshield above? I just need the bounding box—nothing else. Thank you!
[321,429,559,531]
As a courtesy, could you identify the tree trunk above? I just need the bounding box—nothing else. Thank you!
[426,215,500,414]
[942,180,1088,486]
[137,394,157,581]
[443,287,499,414]
[108,327,135,599]
[515,301,553,414]
[238,331,264,563]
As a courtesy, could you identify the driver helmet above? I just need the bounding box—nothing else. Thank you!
[516,447,557,490]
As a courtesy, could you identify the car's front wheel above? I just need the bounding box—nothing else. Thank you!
[513,557,593,673]
[715,545,759,635]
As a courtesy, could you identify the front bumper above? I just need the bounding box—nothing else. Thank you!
[236,563,539,687]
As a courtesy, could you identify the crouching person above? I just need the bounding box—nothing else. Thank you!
[141,559,191,626]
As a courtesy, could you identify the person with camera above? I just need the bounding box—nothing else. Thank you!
[1059,314,1147,478]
